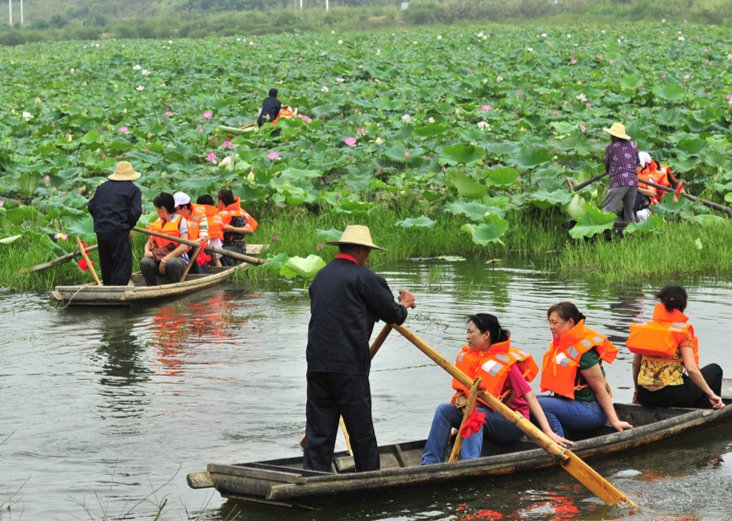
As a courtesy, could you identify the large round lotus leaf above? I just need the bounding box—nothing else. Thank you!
[568,203,616,239]
[483,167,520,187]
[446,171,485,199]
[469,215,509,246]
[446,200,492,222]
[280,254,326,281]
[652,82,685,102]
[439,144,486,165]
[396,215,436,228]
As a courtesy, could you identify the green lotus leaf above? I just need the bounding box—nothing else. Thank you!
[469,215,509,246]
[511,147,551,168]
[334,198,374,215]
[568,203,616,239]
[80,129,103,145]
[652,82,684,102]
[445,171,485,199]
[483,167,520,187]
[619,75,642,90]
[654,197,693,214]
[259,253,290,273]
[439,144,486,165]
[725,192,732,203]
[446,200,492,222]
[279,168,323,180]
[623,215,665,235]
[4,206,43,226]
[527,190,573,209]
[565,194,586,221]
[675,138,706,155]
[0,234,22,245]
[413,123,447,138]
[688,214,726,226]
[396,215,436,228]
[280,254,326,281]
[315,228,343,242]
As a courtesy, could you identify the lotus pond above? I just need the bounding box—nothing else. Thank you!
[1,22,731,287]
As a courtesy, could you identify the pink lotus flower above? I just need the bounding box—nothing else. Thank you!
[119,126,128,134]
[165,111,174,117]
[579,124,587,133]
[203,111,213,120]
[586,102,592,109]
[404,150,412,159]
[357,126,365,135]
[221,140,233,149]
[516,90,524,97]
[402,114,411,122]
[267,150,281,160]
[553,108,560,116]
[54,232,68,240]
[570,57,577,65]
[726,94,732,101]
[298,114,312,122]
[343,137,357,147]
[0,199,4,207]
[478,104,491,112]
[206,152,218,165]
[44,175,51,185]
[596,53,604,60]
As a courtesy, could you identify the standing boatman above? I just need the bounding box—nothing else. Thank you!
[304,225,416,472]
[256,88,282,127]
[87,161,142,286]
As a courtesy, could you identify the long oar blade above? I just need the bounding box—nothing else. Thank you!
[392,323,636,507]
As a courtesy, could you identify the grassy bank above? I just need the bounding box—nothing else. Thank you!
[1,0,731,45]
[5,209,730,292]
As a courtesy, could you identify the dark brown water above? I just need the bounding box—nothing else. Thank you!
[1,259,730,520]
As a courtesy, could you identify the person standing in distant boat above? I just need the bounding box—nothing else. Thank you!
[602,122,639,225]
[87,161,142,286]
[304,225,416,473]
[257,88,282,127]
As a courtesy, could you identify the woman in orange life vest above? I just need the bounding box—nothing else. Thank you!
[629,285,725,409]
[537,302,633,438]
[421,314,572,465]
[217,188,258,266]
[140,192,190,286]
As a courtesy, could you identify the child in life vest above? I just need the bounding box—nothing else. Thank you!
[628,285,724,409]
[421,314,571,464]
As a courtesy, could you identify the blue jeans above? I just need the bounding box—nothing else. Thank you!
[421,403,524,464]
[537,395,607,437]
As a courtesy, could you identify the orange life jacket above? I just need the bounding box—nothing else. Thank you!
[452,340,538,409]
[626,303,699,365]
[147,213,183,249]
[220,197,259,242]
[273,106,297,125]
[540,321,618,399]
[186,204,207,242]
[198,204,223,240]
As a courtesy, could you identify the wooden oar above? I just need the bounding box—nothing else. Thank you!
[133,226,266,266]
[568,172,609,192]
[393,323,637,507]
[179,245,202,283]
[642,179,732,217]
[300,324,394,449]
[448,377,481,463]
[76,237,101,285]
[25,244,99,273]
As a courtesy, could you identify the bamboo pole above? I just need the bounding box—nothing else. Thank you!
[643,179,732,216]
[76,237,101,285]
[25,244,99,273]
[448,377,481,463]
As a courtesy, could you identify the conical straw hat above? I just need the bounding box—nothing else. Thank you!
[108,161,141,181]
[603,122,631,140]
[326,225,385,251]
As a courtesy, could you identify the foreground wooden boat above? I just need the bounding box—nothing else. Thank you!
[188,380,732,508]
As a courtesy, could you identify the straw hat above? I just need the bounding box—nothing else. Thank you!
[603,122,631,140]
[326,225,385,251]
[108,161,141,181]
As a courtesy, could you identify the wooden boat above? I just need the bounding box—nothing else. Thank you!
[51,245,262,306]
[187,379,732,508]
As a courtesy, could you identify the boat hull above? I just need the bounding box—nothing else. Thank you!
[190,386,732,508]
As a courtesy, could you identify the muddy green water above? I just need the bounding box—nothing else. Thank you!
[1,259,730,520]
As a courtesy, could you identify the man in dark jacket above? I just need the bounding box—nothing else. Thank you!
[256,88,282,127]
[304,225,416,472]
[87,161,142,285]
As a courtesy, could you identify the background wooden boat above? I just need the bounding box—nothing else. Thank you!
[188,382,732,508]
[51,265,244,306]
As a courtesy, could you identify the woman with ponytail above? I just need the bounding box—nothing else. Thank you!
[421,313,570,465]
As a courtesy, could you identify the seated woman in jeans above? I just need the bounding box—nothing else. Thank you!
[421,314,571,465]
[538,302,633,438]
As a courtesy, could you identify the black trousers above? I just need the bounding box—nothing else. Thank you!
[638,364,723,408]
[96,231,133,286]
[303,372,379,472]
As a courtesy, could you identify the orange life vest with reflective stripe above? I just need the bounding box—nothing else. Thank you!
[626,303,699,365]
[540,321,618,399]
[273,106,297,125]
[147,214,183,248]
[186,204,206,242]
[452,340,539,408]
[199,204,223,240]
